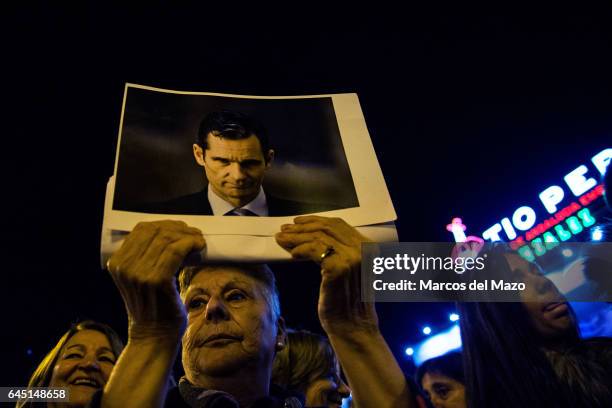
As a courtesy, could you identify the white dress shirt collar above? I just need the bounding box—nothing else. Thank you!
[207,185,269,216]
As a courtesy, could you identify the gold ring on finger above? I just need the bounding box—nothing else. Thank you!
[320,245,335,261]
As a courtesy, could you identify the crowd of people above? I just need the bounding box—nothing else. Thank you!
[19,216,612,408]
[17,112,611,408]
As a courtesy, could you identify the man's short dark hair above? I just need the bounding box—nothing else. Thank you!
[197,110,270,158]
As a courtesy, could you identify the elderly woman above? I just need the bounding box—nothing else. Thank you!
[457,249,612,408]
[101,218,417,407]
[272,329,350,407]
[173,263,301,406]
[101,221,299,408]
[17,320,123,408]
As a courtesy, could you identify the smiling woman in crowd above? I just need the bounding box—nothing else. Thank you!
[457,249,612,408]
[17,320,123,408]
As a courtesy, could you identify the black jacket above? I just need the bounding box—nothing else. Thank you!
[88,378,304,408]
[133,189,340,217]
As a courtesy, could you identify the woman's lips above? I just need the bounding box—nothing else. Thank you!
[544,302,569,316]
[202,334,242,346]
[70,377,101,388]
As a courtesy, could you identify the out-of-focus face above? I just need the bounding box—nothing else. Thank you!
[48,329,116,408]
[504,253,575,339]
[421,372,466,408]
[181,266,281,380]
[304,362,351,408]
[193,134,273,208]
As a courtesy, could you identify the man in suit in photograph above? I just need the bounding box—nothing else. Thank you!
[148,110,330,217]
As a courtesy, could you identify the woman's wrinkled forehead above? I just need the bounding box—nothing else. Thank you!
[184,266,265,296]
[180,264,281,321]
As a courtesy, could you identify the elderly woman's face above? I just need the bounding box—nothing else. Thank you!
[304,362,351,408]
[48,329,116,408]
[181,266,280,378]
[504,253,574,339]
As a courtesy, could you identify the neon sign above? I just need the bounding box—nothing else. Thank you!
[447,147,611,259]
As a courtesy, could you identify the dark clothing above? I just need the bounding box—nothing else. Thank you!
[88,378,304,408]
[545,337,612,407]
[165,378,304,408]
[134,189,340,216]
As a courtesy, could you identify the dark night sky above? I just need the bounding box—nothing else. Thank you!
[2,8,611,385]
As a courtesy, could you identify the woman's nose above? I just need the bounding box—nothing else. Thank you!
[78,356,101,371]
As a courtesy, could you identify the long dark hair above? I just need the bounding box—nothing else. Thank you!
[457,301,579,408]
[456,248,581,408]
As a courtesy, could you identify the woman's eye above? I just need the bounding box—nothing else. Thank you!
[436,386,450,399]
[99,356,116,364]
[188,298,206,310]
[227,291,246,302]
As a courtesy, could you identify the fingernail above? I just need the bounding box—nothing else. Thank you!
[281,224,291,231]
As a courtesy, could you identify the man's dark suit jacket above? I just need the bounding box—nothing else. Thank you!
[134,188,340,216]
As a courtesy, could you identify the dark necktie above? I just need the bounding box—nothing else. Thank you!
[224,208,258,216]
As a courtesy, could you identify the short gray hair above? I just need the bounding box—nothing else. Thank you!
[178,263,281,321]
